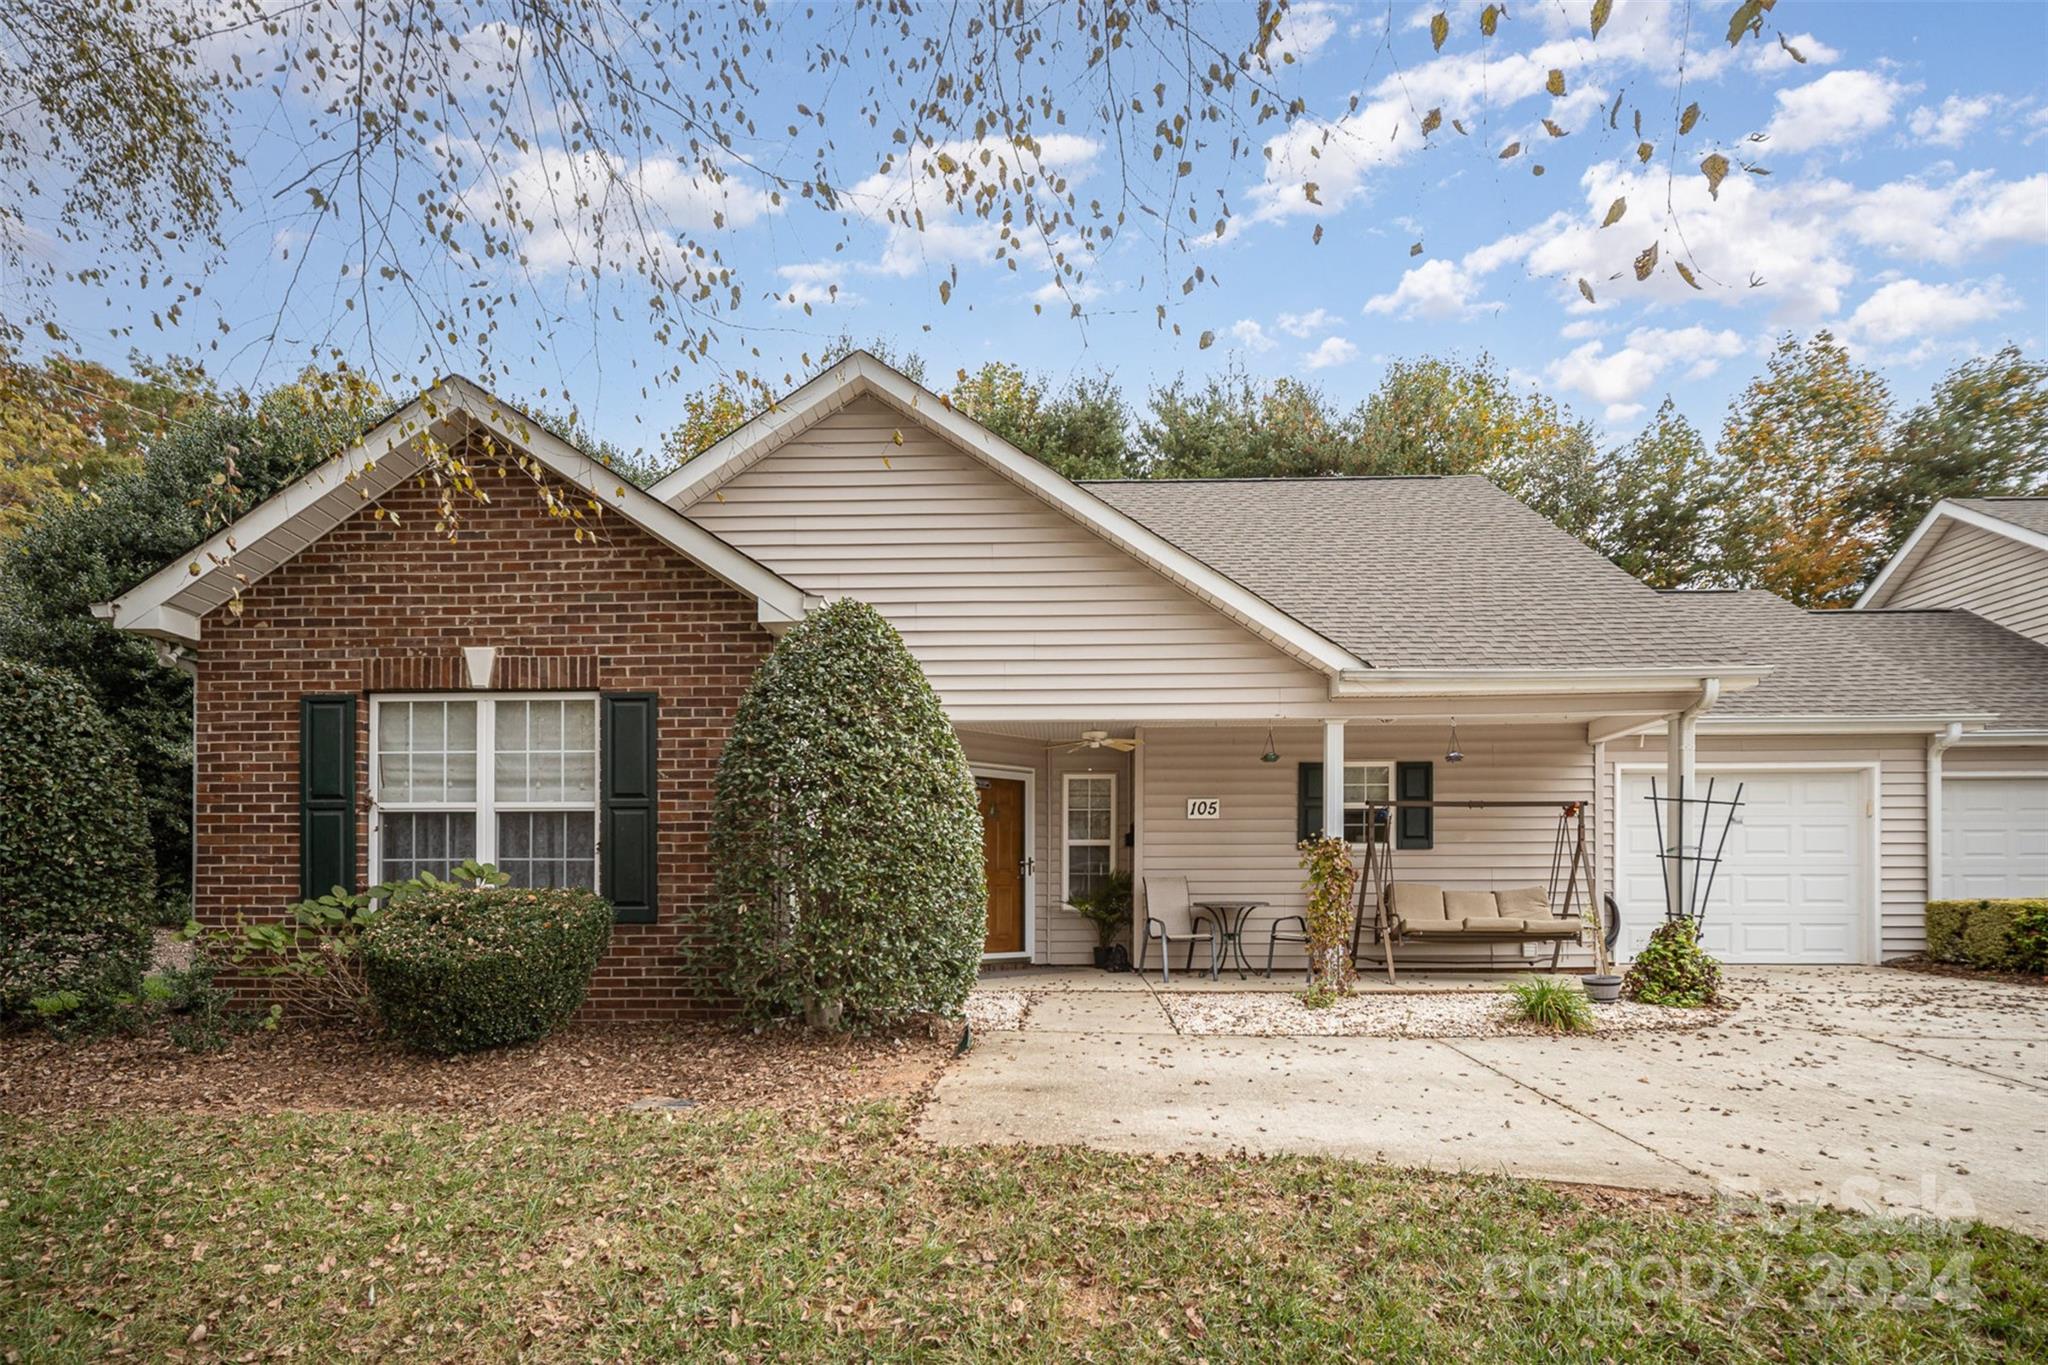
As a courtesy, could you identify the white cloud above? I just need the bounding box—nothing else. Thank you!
[1363,258,1491,320]
[1765,70,1909,154]
[1747,32,1841,75]
[1845,171,2048,265]
[1547,325,1748,414]
[1266,1,1340,64]
[1302,335,1359,369]
[1907,94,1997,148]
[474,146,779,275]
[1603,402,1647,426]
[1030,279,1103,307]
[774,262,856,309]
[843,134,1102,279]
[1275,307,1333,337]
[1229,318,1276,352]
[1842,277,2017,346]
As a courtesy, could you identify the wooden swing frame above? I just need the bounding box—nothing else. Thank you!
[1349,800,1605,984]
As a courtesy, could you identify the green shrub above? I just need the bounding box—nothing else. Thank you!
[1070,871,1132,948]
[2012,905,2048,975]
[363,886,612,1055]
[1925,899,2048,971]
[0,659,155,1023]
[708,598,984,1029]
[1505,977,1595,1034]
[1623,918,1724,1008]
[203,860,506,1023]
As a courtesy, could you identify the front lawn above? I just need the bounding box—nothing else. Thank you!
[4,1103,2041,1360]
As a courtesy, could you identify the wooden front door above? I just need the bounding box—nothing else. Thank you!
[978,777,1027,954]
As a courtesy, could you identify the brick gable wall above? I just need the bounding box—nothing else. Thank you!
[194,463,774,1019]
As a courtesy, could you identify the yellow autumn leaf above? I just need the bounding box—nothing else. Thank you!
[1543,118,1568,138]
[1430,11,1449,51]
[1577,277,1596,304]
[1499,141,1521,159]
[1410,241,1424,256]
[1680,102,1701,135]
[1198,330,1216,350]
[1422,107,1442,135]
[1675,260,1703,291]
[1633,241,1659,281]
[1601,196,1627,228]
[1480,5,1500,37]
[1636,140,1654,163]
[1545,69,1566,98]
[1701,152,1731,199]
[1590,0,1613,38]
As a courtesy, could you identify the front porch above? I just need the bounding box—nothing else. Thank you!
[955,697,1714,977]
[978,964,1508,993]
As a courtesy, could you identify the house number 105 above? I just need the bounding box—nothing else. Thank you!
[1186,798,1221,819]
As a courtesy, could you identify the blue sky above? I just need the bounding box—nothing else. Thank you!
[28,0,2048,457]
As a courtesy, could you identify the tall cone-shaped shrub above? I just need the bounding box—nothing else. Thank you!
[707,599,984,1027]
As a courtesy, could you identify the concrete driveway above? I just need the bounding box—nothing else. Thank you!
[920,967,2048,1235]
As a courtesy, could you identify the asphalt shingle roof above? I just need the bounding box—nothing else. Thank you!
[1656,591,1985,720]
[1080,475,1746,670]
[1816,608,2048,732]
[1952,496,2048,538]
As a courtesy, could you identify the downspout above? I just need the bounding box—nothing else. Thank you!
[1926,721,1964,908]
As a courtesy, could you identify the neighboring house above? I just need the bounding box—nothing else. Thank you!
[96,358,2048,1010]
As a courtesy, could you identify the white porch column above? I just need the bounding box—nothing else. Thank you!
[1130,725,1147,949]
[1322,719,1346,841]
[1927,721,1962,904]
[1664,709,1696,919]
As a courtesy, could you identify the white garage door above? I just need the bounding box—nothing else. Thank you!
[1617,770,1868,964]
[1942,776,2048,899]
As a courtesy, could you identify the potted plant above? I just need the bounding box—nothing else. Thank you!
[1070,872,1133,970]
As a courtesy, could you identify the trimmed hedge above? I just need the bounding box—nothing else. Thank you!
[1925,899,2048,973]
[0,659,155,1020]
[362,886,612,1054]
[1622,918,1724,1008]
[708,598,984,1029]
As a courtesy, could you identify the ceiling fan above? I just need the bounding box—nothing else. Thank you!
[1047,729,1142,754]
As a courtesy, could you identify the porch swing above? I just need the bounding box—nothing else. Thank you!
[1349,800,1609,985]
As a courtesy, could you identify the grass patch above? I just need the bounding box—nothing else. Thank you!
[1504,976,1595,1034]
[2,1106,2040,1360]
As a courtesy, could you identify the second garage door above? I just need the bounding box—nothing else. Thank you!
[1942,776,2048,899]
[1617,769,1869,964]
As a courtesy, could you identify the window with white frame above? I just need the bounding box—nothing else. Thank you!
[1064,773,1116,904]
[373,694,599,889]
[1343,762,1394,844]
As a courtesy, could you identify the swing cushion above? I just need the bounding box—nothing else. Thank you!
[1444,890,1496,920]
[1388,883,1449,926]
[1494,886,1550,919]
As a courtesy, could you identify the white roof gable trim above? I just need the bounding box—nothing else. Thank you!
[1858,498,2048,608]
[648,352,1371,677]
[96,376,812,645]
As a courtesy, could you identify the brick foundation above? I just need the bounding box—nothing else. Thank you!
[194,457,773,1019]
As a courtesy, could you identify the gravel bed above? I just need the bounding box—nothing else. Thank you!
[1162,990,1730,1038]
[963,989,1032,1031]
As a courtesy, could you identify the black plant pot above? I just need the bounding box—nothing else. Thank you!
[1581,974,1622,1004]
[1094,944,1131,973]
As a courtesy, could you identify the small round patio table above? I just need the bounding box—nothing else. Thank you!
[1192,900,1270,980]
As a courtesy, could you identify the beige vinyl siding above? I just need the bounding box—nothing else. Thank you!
[1599,732,1929,960]
[1944,744,2048,775]
[1139,724,1598,972]
[957,729,1130,965]
[1885,523,2048,645]
[684,398,1329,720]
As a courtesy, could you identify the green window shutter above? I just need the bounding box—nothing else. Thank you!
[300,695,357,899]
[601,692,659,924]
[1296,761,1323,844]
[1395,761,1434,850]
